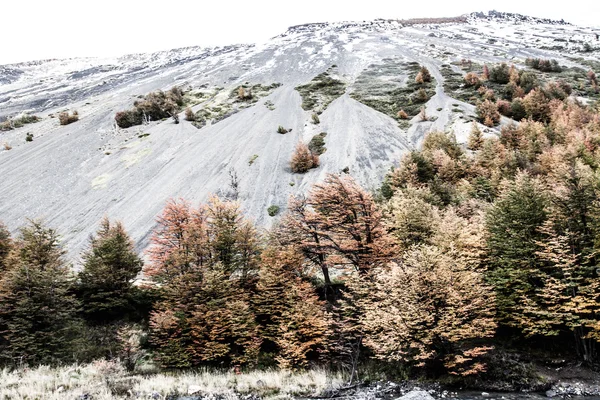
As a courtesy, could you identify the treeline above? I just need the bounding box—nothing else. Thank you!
[1,97,600,379]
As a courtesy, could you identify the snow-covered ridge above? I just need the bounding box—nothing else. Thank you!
[468,10,570,26]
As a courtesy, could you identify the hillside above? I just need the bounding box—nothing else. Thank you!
[1,10,599,261]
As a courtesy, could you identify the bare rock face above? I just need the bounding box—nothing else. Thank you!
[1,13,597,263]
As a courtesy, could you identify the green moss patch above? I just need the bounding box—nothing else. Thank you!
[350,60,436,122]
[295,66,346,113]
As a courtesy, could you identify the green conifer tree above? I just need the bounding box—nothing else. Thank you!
[78,217,143,323]
[0,221,79,365]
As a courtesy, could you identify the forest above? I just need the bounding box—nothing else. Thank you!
[1,63,600,387]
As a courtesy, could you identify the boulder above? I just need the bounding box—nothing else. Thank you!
[397,390,436,400]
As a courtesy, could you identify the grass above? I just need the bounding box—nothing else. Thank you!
[308,132,327,155]
[0,361,344,400]
[191,83,281,129]
[350,60,436,121]
[296,66,346,113]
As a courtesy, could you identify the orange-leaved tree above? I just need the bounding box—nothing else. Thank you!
[279,174,394,284]
[147,196,262,367]
[254,244,331,369]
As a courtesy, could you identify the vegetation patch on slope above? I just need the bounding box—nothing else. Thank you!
[441,60,600,126]
[190,83,281,128]
[350,60,436,123]
[115,87,185,128]
[296,66,346,113]
[0,113,40,131]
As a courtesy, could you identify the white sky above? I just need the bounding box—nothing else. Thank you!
[1,1,599,65]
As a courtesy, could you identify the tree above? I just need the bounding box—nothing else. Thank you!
[522,89,550,122]
[279,196,333,284]
[280,174,393,283]
[77,217,143,323]
[0,222,11,276]
[515,221,600,362]
[147,196,263,368]
[386,186,439,251]
[486,173,548,326]
[149,262,261,368]
[358,245,496,376]
[467,122,484,150]
[0,221,80,366]
[254,245,331,369]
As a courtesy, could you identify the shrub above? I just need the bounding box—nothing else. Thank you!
[115,110,142,129]
[464,72,481,87]
[525,58,562,73]
[0,114,40,131]
[184,107,195,121]
[25,133,33,142]
[397,109,409,119]
[237,86,252,100]
[311,113,320,124]
[417,66,432,83]
[522,89,550,122]
[476,100,500,126]
[482,65,490,80]
[277,125,288,134]
[267,205,280,217]
[496,99,512,117]
[467,122,484,150]
[544,81,571,100]
[290,142,319,173]
[510,99,527,121]
[58,111,79,125]
[413,88,429,103]
[115,87,183,128]
[489,63,510,84]
[518,72,539,94]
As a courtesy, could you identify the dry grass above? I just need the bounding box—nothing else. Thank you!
[0,361,344,399]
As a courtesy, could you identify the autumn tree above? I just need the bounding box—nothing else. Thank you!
[357,245,496,376]
[386,186,440,251]
[522,88,551,122]
[150,260,261,368]
[291,142,319,173]
[147,196,263,368]
[467,122,484,150]
[0,221,80,366]
[476,100,501,127]
[77,217,143,323]
[280,174,393,283]
[254,245,331,369]
[145,197,260,282]
[515,221,600,362]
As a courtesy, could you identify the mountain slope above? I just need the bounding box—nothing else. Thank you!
[1,11,598,261]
